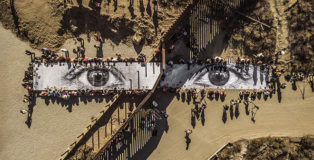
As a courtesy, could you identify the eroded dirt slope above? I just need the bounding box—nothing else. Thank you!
[0,0,189,51]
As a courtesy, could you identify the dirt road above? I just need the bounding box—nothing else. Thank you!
[145,84,314,160]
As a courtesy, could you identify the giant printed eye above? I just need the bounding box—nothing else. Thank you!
[191,64,253,88]
[207,71,230,86]
[64,65,126,89]
[87,68,109,87]
[159,64,267,89]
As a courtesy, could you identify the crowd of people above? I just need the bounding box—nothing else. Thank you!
[22,63,35,104]
[104,100,166,154]
[21,39,313,157]
[26,47,148,66]
[38,87,149,100]
[23,48,152,103]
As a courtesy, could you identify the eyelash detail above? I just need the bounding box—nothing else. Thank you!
[227,67,252,80]
[63,65,126,88]
[64,66,86,80]
[192,65,251,87]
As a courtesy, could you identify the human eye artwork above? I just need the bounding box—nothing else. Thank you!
[160,64,268,89]
[63,65,126,89]
[33,62,161,90]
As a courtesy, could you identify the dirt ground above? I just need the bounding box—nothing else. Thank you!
[0,0,313,160]
[218,135,314,159]
[0,0,189,53]
[0,24,118,160]
[143,82,314,160]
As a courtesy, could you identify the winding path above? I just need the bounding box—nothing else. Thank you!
[268,0,290,63]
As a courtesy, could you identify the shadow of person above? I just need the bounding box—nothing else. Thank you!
[215,94,219,101]
[222,108,227,124]
[200,92,205,101]
[96,41,104,58]
[67,104,73,112]
[207,94,214,101]
[244,102,249,115]
[161,115,169,133]
[263,94,268,101]
[139,0,145,17]
[277,79,282,103]
[176,92,180,100]
[220,95,225,102]
[257,92,261,100]
[128,3,136,19]
[146,0,152,16]
[187,92,191,105]
[25,111,32,128]
[191,111,196,128]
[239,94,243,100]
[58,5,135,45]
[253,66,257,85]
[250,105,259,123]
[152,1,158,35]
[25,93,36,128]
[260,71,264,85]
[113,0,118,12]
[251,116,256,123]
[310,80,314,92]
[235,103,240,118]
[194,104,200,120]
[181,92,186,102]
[201,109,205,126]
[133,40,144,54]
[229,105,234,120]
[44,97,50,105]
[292,80,297,90]
[185,134,191,150]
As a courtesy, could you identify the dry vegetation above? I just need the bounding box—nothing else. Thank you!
[286,0,314,67]
[222,0,276,61]
[217,135,314,160]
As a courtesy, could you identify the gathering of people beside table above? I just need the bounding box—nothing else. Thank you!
[23,48,152,103]
[37,87,149,100]
[22,63,35,103]
[161,54,314,103]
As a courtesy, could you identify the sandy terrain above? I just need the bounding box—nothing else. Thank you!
[0,0,313,160]
[143,83,314,160]
[0,25,118,160]
[61,34,153,59]
[0,0,189,51]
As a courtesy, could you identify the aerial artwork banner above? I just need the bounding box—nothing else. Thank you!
[159,64,269,89]
[33,62,161,90]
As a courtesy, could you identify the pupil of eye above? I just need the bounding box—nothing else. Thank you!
[208,71,230,86]
[95,74,102,80]
[87,69,109,87]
